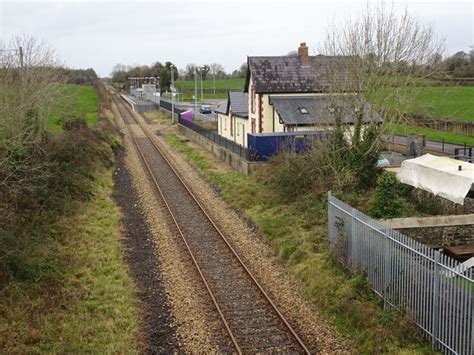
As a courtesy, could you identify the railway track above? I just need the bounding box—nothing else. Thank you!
[112,93,312,354]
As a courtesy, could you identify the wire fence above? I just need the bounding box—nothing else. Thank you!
[328,192,473,354]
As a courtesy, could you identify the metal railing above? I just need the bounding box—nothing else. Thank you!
[328,192,473,354]
[177,117,251,161]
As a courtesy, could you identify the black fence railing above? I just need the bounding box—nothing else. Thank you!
[159,99,186,115]
[178,117,251,161]
[454,147,473,163]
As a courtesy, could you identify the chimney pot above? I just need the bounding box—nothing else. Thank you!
[298,42,309,65]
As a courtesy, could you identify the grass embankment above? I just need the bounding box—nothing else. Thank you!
[1,167,139,353]
[48,84,99,133]
[164,132,432,353]
[1,85,139,352]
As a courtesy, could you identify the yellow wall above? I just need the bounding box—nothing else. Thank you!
[217,112,249,147]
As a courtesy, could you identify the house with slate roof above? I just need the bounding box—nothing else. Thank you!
[246,43,379,132]
[216,91,249,147]
[217,43,381,147]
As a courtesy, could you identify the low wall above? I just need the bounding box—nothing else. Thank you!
[176,124,265,175]
[383,214,474,247]
[410,188,474,215]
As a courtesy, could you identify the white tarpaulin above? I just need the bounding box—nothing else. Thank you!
[397,154,474,205]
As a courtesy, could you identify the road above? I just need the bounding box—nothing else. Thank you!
[165,98,223,122]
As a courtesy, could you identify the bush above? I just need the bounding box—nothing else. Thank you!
[369,172,406,218]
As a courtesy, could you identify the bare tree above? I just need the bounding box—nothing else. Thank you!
[209,63,225,93]
[321,3,445,128]
[0,35,65,203]
[289,3,446,190]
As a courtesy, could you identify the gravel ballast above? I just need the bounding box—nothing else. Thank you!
[112,100,225,353]
[131,110,355,353]
[112,147,179,353]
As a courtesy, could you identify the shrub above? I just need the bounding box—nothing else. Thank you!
[369,172,406,218]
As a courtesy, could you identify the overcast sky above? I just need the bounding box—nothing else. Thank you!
[1,0,473,77]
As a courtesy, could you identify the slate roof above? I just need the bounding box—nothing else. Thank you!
[214,92,249,118]
[244,55,355,94]
[228,91,248,118]
[215,100,228,114]
[269,95,383,126]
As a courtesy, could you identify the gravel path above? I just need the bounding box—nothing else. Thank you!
[140,114,355,354]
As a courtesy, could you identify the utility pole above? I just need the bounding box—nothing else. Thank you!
[194,69,197,117]
[200,66,204,103]
[19,47,24,68]
[171,65,175,124]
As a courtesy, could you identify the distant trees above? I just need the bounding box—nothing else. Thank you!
[110,61,177,91]
[442,48,474,77]
[230,63,248,78]
[63,68,98,84]
[110,59,251,86]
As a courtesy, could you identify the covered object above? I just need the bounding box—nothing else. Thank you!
[397,154,474,205]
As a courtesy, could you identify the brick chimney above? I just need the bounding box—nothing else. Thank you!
[298,42,309,65]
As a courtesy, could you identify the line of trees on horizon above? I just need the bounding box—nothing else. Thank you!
[109,61,248,91]
[109,46,473,92]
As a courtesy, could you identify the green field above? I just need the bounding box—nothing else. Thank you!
[373,86,474,122]
[48,84,99,133]
[175,78,245,91]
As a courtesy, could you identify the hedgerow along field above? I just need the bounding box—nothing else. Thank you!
[48,84,99,133]
[1,84,140,352]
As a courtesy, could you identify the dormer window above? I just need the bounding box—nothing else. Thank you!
[298,107,308,114]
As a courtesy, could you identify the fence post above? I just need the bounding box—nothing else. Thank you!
[383,229,391,309]
[328,192,332,250]
[432,250,441,351]
[350,207,356,271]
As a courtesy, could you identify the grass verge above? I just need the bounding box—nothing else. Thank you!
[164,132,433,354]
[0,127,139,353]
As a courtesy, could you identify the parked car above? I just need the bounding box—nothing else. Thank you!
[199,105,212,114]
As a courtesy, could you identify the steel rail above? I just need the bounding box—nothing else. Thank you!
[112,95,242,353]
[113,93,311,354]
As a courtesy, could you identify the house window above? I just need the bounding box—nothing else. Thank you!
[298,107,308,114]
[224,117,227,131]
[237,123,240,136]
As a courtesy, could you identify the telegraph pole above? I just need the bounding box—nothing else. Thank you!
[19,47,24,68]
[171,65,175,124]
[200,66,203,102]
[194,69,197,117]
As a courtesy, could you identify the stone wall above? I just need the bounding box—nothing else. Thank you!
[383,214,474,247]
[410,188,474,215]
[397,224,474,247]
